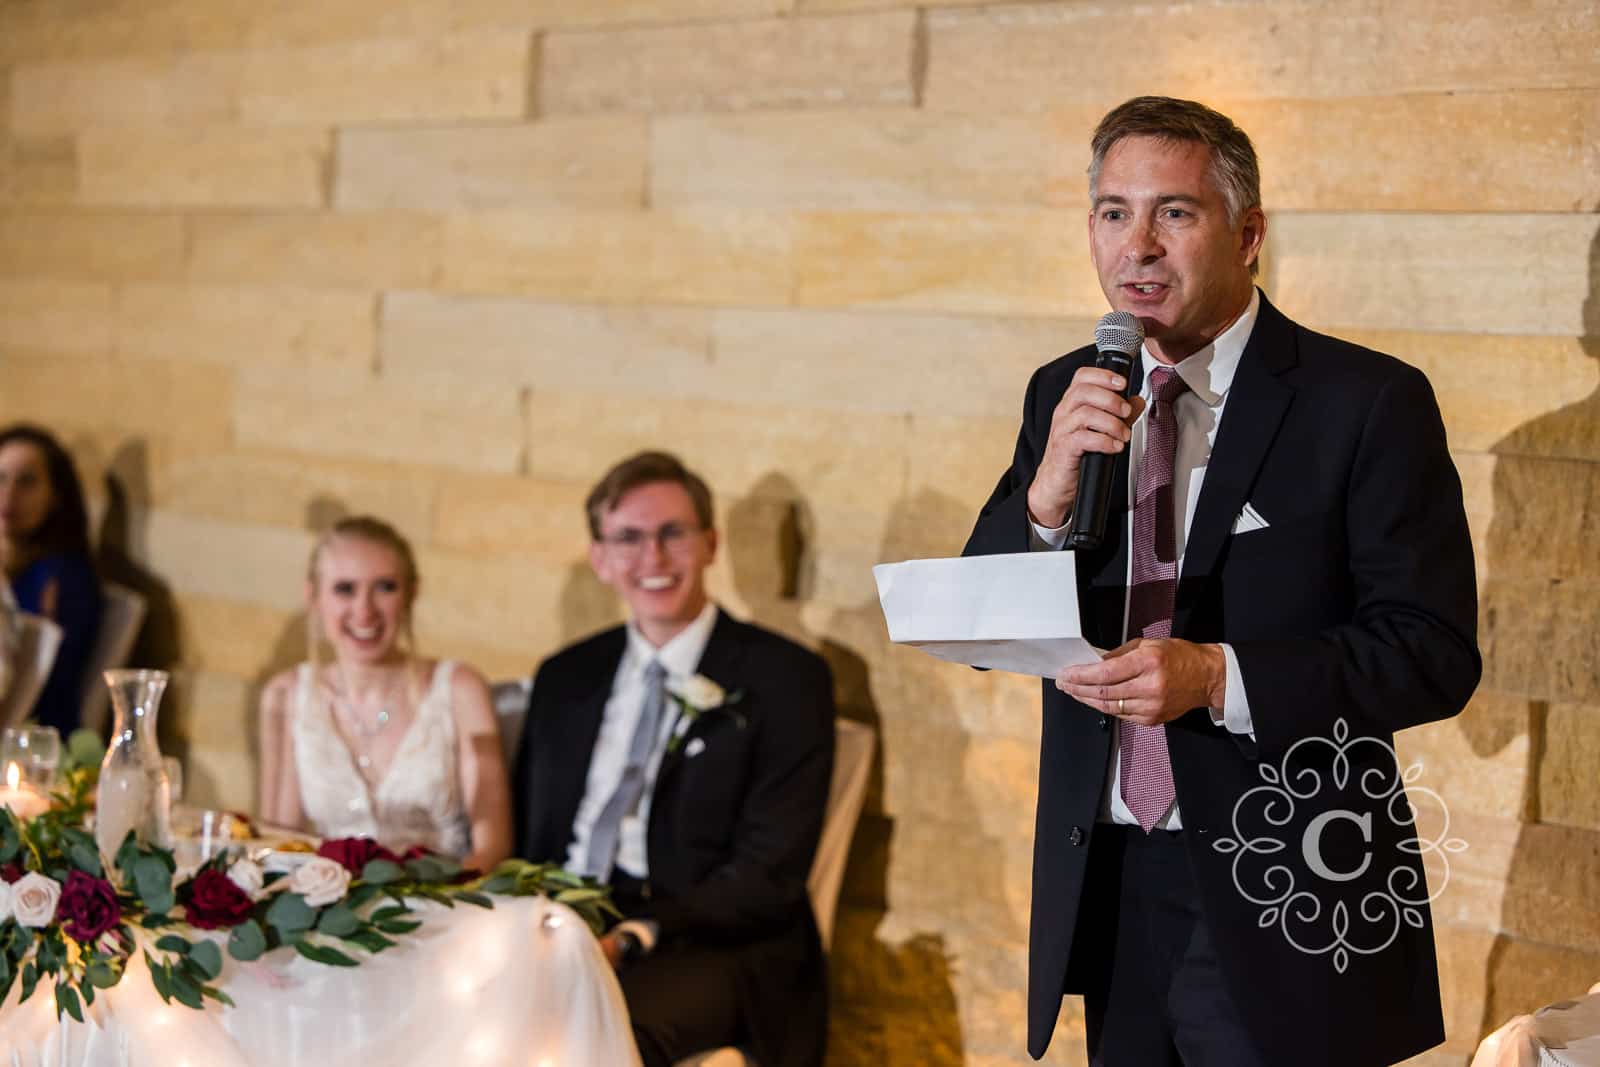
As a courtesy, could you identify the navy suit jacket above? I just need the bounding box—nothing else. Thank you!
[964,293,1481,1065]
[511,609,836,1067]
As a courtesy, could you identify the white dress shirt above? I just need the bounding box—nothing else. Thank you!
[565,600,720,879]
[1032,289,1260,829]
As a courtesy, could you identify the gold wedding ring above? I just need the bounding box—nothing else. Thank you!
[1118,698,1126,716]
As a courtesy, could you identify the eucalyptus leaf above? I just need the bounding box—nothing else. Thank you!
[479,873,516,894]
[453,891,493,909]
[147,958,172,1003]
[201,984,236,1007]
[55,983,84,1022]
[168,970,203,1009]
[265,893,315,936]
[345,883,382,910]
[315,903,360,938]
[293,940,359,967]
[359,859,405,885]
[554,888,606,904]
[188,940,223,981]
[155,934,191,956]
[132,855,175,914]
[343,930,396,954]
[19,960,39,1004]
[369,904,411,923]
[86,961,118,989]
[227,920,267,962]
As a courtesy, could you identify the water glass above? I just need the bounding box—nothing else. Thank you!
[0,725,61,788]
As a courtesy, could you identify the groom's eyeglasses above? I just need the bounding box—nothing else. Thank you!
[598,522,703,559]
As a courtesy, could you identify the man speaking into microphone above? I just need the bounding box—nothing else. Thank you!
[963,97,1480,1065]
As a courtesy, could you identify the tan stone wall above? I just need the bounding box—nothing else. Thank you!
[2,0,1597,1062]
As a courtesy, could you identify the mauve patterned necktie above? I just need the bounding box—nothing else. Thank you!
[1120,365,1190,833]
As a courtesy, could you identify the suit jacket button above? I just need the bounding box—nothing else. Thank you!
[1098,715,1110,730]
[1069,826,1084,846]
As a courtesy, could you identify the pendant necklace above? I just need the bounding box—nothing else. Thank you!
[331,665,403,775]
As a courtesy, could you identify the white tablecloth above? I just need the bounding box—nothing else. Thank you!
[0,896,641,1067]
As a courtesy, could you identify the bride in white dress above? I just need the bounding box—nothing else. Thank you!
[256,516,511,870]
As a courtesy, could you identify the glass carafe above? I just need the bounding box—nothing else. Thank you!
[96,669,174,861]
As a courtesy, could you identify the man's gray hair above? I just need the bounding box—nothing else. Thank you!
[1088,96,1262,230]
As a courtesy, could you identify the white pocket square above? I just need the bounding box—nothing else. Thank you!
[684,738,707,758]
[1230,503,1270,535]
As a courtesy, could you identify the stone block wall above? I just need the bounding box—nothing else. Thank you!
[1,0,1596,1062]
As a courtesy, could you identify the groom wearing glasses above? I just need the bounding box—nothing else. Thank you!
[511,450,836,1067]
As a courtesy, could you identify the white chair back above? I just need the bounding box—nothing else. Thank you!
[77,582,147,735]
[1,613,64,729]
[807,718,875,951]
[490,676,533,763]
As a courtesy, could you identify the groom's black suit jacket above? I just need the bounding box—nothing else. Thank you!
[511,609,835,1067]
[964,293,1481,1065]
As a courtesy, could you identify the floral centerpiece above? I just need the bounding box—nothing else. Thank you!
[0,759,616,1021]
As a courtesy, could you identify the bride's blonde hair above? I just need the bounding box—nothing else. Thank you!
[305,516,423,702]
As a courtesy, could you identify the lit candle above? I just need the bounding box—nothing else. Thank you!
[0,762,49,820]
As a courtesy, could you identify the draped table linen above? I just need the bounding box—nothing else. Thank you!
[1,895,641,1067]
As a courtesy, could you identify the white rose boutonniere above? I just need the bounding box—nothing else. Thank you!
[227,857,267,899]
[666,674,746,755]
[286,856,351,908]
[12,871,62,928]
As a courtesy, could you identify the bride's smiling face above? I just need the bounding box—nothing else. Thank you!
[308,536,412,665]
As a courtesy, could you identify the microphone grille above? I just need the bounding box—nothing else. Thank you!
[1094,311,1144,355]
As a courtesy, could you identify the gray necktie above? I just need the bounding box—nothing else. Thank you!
[585,659,668,881]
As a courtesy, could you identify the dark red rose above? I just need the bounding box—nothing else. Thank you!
[184,868,254,930]
[400,845,429,862]
[0,862,21,884]
[59,870,122,943]
[316,837,399,875]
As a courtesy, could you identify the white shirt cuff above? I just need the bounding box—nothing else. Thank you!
[616,918,659,953]
[1029,516,1071,550]
[1206,643,1256,741]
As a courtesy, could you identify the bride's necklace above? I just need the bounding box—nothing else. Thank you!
[329,665,406,774]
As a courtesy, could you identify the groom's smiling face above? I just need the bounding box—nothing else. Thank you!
[590,480,718,646]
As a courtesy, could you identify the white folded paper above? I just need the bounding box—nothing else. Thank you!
[873,551,1101,678]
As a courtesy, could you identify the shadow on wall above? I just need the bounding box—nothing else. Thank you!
[725,475,974,1067]
[248,495,339,815]
[93,441,181,740]
[1472,225,1600,1034]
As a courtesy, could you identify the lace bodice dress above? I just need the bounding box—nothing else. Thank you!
[291,660,471,859]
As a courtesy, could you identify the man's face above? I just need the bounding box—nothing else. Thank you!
[1088,135,1265,364]
[589,481,717,643]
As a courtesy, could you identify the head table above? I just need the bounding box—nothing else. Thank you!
[0,893,642,1067]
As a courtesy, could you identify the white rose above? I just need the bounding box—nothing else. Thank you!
[12,872,62,928]
[0,879,13,923]
[227,857,266,898]
[287,856,350,908]
[680,674,725,710]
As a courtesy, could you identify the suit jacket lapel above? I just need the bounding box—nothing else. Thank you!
[655,609,747,786]
[1173,292,1297,638]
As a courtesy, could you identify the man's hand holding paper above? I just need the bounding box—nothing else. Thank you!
[1055,636,1227,726]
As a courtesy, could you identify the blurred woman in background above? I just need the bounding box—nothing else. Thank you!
[0,425,102,734]
[257,515,511,869]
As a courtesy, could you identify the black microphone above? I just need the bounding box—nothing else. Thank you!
[1065,311,1144,552]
